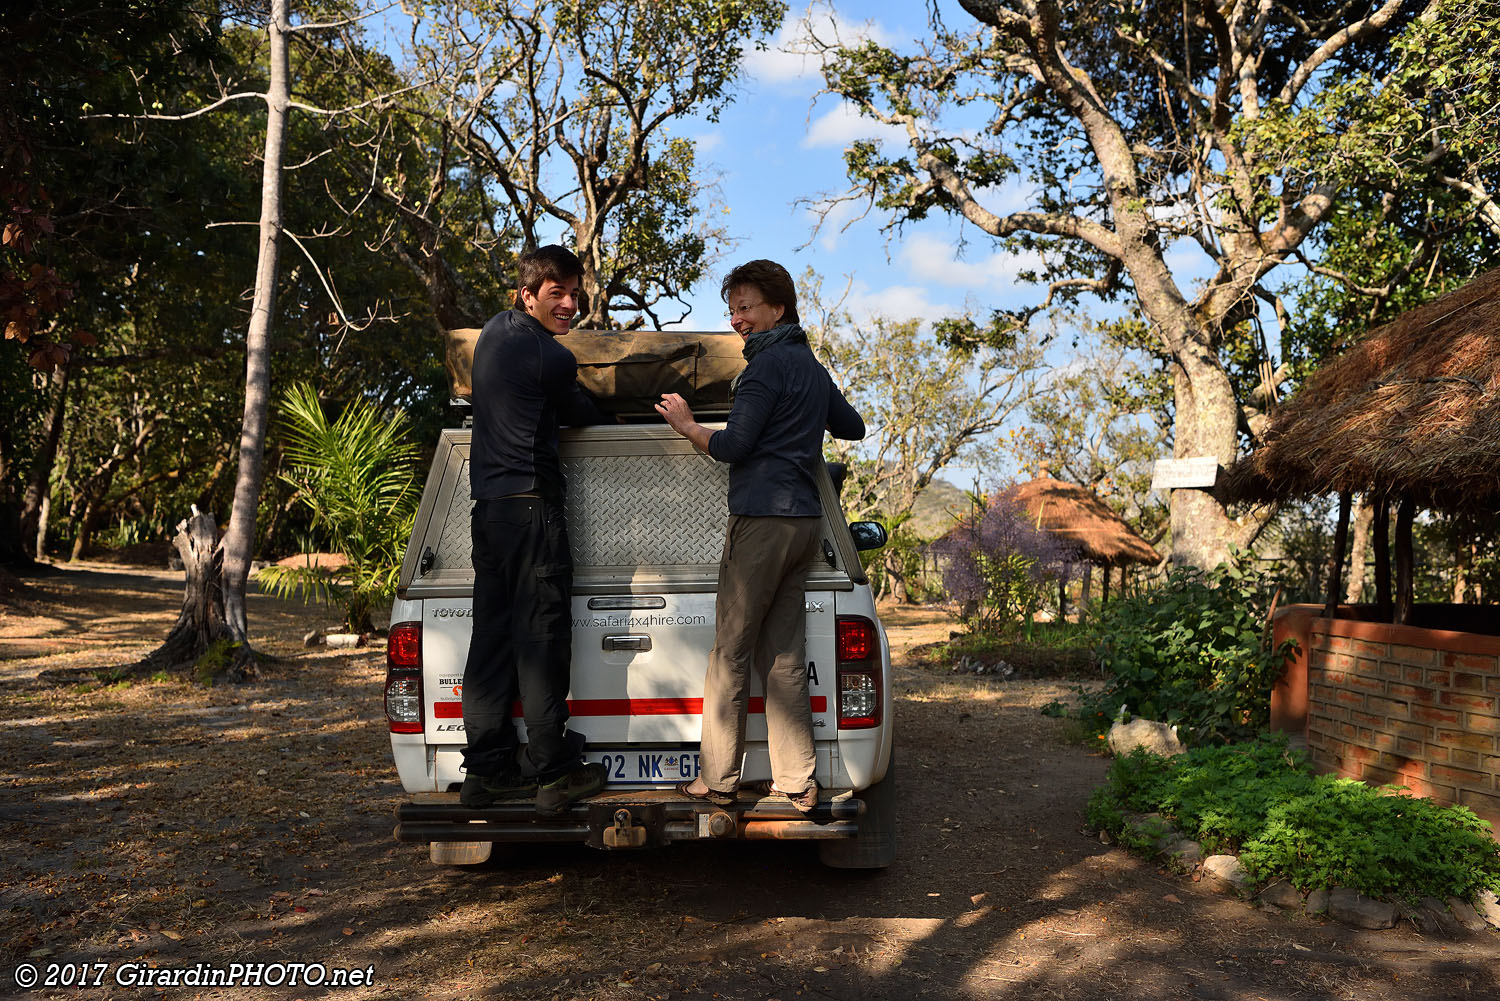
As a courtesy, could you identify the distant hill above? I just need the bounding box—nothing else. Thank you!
[908,479,972,540]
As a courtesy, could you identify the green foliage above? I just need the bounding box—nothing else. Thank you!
[806,270,1043,555]
[1084,550,1289,744]
[192,638,241,687]
[1088,737,1500,902]
[1010,321,1170,546]
[253,383,420,632]
[936,619,1100,678]
[858,514,944,604]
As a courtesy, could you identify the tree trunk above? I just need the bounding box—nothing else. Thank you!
[578,249,609,329]
[1394,496,1415,625]
[69,492,99,562]
[18,362,70,559]
[34,491,51,558]
[139,508,247,680]
[1166,351,1243,569]
[883,550,910,605]
[1374,498,1393,622]
[1453,533,1469,604]
[1345,494,1374,604]
[1323,491,1351,618]
[220,0,289,661]
[1080,563,1092,613]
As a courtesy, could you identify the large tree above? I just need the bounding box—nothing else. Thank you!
[814,0,1499,567]
[334,0,785,330]
[1,0,224,560]
[804,274,1045,600]
[1011,323,1171,545]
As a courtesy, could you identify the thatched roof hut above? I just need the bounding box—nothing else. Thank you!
[1008,477,1161,568]
[1224,267,1500,622]
[1224,267,1500,510]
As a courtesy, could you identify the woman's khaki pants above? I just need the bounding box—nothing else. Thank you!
[698,514,821,796]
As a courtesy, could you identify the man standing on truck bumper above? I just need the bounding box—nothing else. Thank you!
[460,244,609,815]
[656,259,866,811]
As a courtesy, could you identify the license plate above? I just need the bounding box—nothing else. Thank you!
[590,749,700,785]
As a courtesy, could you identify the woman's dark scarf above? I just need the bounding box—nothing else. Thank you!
[741,322,807,363]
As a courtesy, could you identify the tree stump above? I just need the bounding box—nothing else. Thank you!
[134,507,255,682]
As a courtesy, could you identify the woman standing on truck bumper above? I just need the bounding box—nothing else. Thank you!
[655,260,865,811]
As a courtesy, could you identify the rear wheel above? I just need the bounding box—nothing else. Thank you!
[819,753,896,869]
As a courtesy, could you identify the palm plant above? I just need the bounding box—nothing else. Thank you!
[254,383,420,632]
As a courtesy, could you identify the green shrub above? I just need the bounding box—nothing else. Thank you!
[1088,736,1500,902]
[254,383,421,632]
[936,620,1101,677]
[1082,549,1290,743]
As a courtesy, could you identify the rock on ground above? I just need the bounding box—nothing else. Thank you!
[1108,718,1186,757]
[1165,839,1202,868]
[1447,896,1488,933]
[1202,855,1249,893]
[1259,881,1303,910]
[1477,890,1500,930]
[1329,888,1396,929]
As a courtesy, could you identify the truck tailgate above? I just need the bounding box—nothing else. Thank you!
[422,590,839,747]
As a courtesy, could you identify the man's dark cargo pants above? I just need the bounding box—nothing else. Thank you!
[461,495,580,782]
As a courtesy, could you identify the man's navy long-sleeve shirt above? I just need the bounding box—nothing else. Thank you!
[468,308,604,501]
[708,339,864,517]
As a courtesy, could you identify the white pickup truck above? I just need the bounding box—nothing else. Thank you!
[384,422,895,868]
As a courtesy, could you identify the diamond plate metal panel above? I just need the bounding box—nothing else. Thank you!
[429,453,730,571]
[431,458,475,570]
[564,453,730,567]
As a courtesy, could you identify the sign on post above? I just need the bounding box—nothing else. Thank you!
[1151,456,1221,491]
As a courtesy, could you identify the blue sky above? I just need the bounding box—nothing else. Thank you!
[671,1,1010,330]
[659,1,1221,344]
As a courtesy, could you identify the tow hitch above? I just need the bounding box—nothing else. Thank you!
[602,807,648,848]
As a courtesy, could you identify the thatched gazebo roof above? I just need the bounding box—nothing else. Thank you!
[1224,267,1500,511]
[1007,477,1161,567]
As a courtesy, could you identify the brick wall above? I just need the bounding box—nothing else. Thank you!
[1272,606,1500,830]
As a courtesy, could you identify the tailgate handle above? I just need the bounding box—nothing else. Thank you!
[603,634,652,652]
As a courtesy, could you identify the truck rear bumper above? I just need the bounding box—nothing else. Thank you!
[394,789,866,849]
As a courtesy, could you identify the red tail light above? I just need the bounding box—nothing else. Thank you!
[835,616,881,729]
[385,621,423,734]
[388,621,421,668]
[836,617,876,662]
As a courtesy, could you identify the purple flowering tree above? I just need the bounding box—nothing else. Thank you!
[931,490,1076,634]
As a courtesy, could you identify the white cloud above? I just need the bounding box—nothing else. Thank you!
[970,178,1036,218]
[690,131,724,154]
[897,234,1046,290]
[847,282,961,328]
[742,8,898,87]
[801,100,908,149]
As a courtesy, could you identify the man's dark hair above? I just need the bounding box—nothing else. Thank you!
[518,245,584,295]
[720,259,800,325]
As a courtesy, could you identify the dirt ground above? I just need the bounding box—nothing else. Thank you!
[2,563,1499,1001]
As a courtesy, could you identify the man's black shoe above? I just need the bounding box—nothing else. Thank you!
[460,770,537,808]
[535,761,608,816]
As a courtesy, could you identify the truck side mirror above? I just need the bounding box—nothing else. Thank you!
[849,521,887,551]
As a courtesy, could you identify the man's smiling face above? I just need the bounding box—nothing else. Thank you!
[520,277,581,335]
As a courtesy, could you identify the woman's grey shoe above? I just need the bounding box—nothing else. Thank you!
[535,761,609,816]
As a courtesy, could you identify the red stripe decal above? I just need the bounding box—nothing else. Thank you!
[502,696,829,716]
